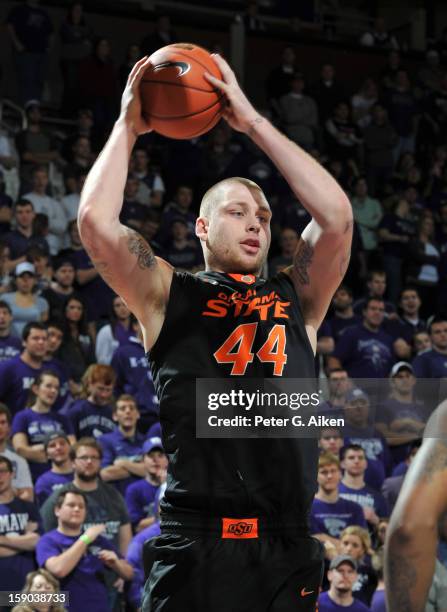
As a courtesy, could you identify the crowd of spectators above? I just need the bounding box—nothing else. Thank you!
[1,1,447,611]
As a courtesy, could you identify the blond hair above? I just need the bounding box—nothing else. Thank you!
[318,451,340,470]
[340,525,371,555]
[199,177,267,218]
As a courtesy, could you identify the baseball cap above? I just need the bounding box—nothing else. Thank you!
[390,361,414,377]
[15,262,36,276]
[24,99,41,111]
[143,436,164,455]
[44,431,70,450]
[346,388,369,403]
[329,555,357,571]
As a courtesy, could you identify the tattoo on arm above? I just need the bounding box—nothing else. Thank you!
[126,229,156,270]
[293,240,314,285]
[418,440,447,484]
[387,553,417,611]
[247,116,264,138]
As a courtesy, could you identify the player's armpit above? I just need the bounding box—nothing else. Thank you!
[284,218,353,331]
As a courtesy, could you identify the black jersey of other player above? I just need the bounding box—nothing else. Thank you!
[147,271,319,522]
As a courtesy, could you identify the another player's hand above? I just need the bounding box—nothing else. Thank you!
[119,55,153,137]
[205,54,261,134]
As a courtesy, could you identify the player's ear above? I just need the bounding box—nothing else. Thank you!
[195,216,209,241]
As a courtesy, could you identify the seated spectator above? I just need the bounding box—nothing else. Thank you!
[268,227,299,276]
[412,315,447,378]
[140,14,177,57]
[60,296,95,382]
[310,452,367,549]
[159,184,196,245]
[342,389,392,489]
[329,298,396,379]
[4,199,49,268]
[22,166,67,255]
[378,199,415,303]
[0,322,48,416]
[119,175,147,231]
[95,295,133,365]
[351,79,378,129]
[165,219,203,272]
[126,486,164,609]
[36,489,132,612]
[363,104,398,197]
[383,287,426,347]
[0,172,14,234]
[2,262,49,336]
[64,135,93,178]
[129,146,165,208]
[66,364,116,439]
[0,403,33,501]
[125,436,167,532]
[26,246,52,292]
[413,329,431,355]
[381,440,421,512]
[60,171,85,226]
[385,69,419,161]
[119,43,141,90]
[319,426,344,458]
[35,432,74,507]
[310,63,345,124]
[360,17,399,49]
[350,179,383,261]
[0,131,19,203]
[0,243,12,294]
[339,445,389,529]
[13,568,66,612]
[376,362,426,464]
[63,108,101,158]
[12,371,75,481]
[41,259,78,321]
[320,370,352,417]
[43,320,71,413]
[406,215,440,319]
[111,319,158,430]
[318,555,370,611]
[40,438,132,557]
[0,456,40,592]
[328,286,361,342]
[339,526,378,606]
[325,102,362,163]
[99,395,146,494]
[265,46,298,115]
[381,50,403,91]
[0,299,21,362]
[279,74,318,151]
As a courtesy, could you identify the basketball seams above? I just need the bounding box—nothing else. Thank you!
[140,78,216,94]
[140,84,224,119]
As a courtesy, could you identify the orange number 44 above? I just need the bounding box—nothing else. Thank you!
[213,323,287,376]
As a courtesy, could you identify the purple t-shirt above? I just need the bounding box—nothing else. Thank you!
[99,428,145,494]
[12,408,73,480]
[111,339,158,417]
[126,521,161,607]
[147,422,161,439]
[125,479,159,526]
[66,399,115,439]
[333,324,395,378]
[328,315,362,341]
[344,427,392,478]
[310,497,367,537]
[318,591,370,612]
[371,589,386,612]
[70,248,114,322]
[36,530,117,612]
[0,334,21,362]
[43,357,71,412]
[339,483,389,518]
[0,497,39,590]
[0,355,43,416]
[35,470,74,507]
[412,348,447,378]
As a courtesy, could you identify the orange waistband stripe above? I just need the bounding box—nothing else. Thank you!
[222,517,259,539]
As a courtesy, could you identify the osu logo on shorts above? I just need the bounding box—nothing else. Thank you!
[222,518,258,539]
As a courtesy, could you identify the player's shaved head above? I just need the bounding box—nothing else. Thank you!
[200,177,268,219]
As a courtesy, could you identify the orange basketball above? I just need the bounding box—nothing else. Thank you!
[140,43,225,139]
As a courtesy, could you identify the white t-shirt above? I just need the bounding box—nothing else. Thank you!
[419,243,440,283]
[1,447,32,489]
[23,192,67,255]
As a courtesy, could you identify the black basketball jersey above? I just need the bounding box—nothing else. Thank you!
[147,270,319,522]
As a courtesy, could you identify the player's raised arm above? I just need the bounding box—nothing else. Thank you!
[206,55,352,339]
[384,400,447,611]
[77,56,172,347]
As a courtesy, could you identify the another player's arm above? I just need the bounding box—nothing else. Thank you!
[77,57,173,346]
[206,56,352,346]
[384,400,447,612]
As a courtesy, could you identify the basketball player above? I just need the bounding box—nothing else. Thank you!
[385,399,447,611]
[78,54,353,611]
